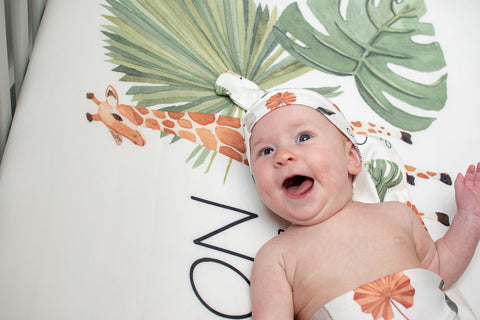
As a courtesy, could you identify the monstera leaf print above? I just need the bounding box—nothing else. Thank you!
[365,159,403,202]
[102,0,339,176]
[274,0,447,131]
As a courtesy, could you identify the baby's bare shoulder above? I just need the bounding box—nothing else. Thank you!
[356,201,418,228]
[384,201,417,217]
[362,200,414,216]
[255,233,289,261]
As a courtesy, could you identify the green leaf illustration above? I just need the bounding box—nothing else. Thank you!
[102,0,340,175]
[274,0,447,131]
[365,159,403,202]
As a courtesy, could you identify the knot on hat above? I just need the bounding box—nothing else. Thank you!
[215,71,266,111]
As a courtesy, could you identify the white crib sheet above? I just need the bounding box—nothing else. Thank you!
[0,0,479,319]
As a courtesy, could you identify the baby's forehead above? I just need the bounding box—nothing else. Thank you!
[249,104,336,138]
[253,104,330,127]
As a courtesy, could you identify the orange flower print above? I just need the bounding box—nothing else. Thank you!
[265,91,296,110]
[353,272,415,320]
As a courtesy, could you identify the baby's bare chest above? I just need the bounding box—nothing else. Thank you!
[284,216,421,317]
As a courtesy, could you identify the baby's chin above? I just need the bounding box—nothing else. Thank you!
[269,205,333,227]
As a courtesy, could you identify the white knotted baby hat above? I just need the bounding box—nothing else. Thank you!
[215,71,360,164]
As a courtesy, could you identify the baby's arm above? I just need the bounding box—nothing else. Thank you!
[426,163,480,288]
[250,239,294,320]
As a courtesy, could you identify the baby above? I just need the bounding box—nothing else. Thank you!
[215,72,480,320]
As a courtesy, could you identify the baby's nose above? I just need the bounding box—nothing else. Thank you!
[274,148,297,167]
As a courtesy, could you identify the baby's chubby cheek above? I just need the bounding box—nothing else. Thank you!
[251,172,272,202]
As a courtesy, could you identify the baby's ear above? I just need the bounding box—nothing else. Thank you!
[347,142,362,175]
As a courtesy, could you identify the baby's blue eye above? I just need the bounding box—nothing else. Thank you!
[261,147,274,156]
[297,134,311,143]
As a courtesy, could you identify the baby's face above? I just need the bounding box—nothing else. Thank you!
[249,105,360,225]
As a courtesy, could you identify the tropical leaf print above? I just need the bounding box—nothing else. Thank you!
[354,272,415,320]
[102,0,339,175]
[365,159,403,201]
[274,0,447,131]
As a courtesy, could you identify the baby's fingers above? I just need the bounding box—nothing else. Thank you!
[464,162,480,190]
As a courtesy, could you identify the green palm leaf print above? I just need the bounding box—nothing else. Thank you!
[102,0,340,178]
[101,0,334,111]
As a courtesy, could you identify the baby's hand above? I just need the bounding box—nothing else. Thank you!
[455,163,480,218]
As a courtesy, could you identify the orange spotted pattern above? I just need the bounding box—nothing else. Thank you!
[350,121,413,145]
[132,109,248,165]
[404,165,451,185]
[351,121,393,137]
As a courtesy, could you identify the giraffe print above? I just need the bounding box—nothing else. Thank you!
[404,165,452,186]
[86,86,248,165]
[86,85,452,185]
[406,201,449,227]
[350,121,412,145]
[86,85,452,225]
[86,86,412,159]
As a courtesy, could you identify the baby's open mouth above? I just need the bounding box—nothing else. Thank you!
[282,175,314,197]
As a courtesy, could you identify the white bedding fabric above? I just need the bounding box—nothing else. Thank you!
[0,0,479,319]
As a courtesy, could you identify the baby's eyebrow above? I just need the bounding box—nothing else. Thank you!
[250,138,267,151]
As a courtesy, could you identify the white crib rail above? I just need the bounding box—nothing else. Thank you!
[0,0,46,161]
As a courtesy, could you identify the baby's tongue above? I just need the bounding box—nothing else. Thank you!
[284,176,313,196]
